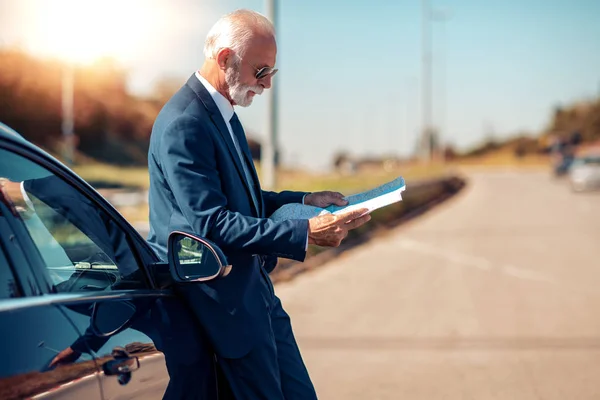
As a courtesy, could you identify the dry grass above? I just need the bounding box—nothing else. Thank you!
[80,161,447,224]
[274,162,447,194]
[75,161,447,193]
[450,150,550,169]
[74,150,556,225]
[73,164,150,189]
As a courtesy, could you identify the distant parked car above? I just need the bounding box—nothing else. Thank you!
[569,154,600,192]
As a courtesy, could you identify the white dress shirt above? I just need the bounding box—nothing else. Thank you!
[20,182,35,211]
[195,72,237,146]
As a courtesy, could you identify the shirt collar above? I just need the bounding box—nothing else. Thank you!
[195,71,235,122]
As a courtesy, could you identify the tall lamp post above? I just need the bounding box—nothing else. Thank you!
[420,0,433,163]
[61,62,75,166]
[261,0,279,190]
[431,8,451,163]
[420,0,451,163]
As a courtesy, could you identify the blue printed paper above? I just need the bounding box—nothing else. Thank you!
[269,177,406,222]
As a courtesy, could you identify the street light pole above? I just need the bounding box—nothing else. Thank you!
[61,63,75,166]
[420,0,433,163]
[431,8,451,164]
[262,0,278,190]
[405,77,418,158]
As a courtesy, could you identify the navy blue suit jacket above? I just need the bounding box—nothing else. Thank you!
[147,75,309,358]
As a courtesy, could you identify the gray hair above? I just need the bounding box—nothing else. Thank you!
[203,9,275,60]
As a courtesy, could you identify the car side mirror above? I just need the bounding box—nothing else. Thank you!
[167,231,231,283]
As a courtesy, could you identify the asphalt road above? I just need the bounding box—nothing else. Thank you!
[276,170,600,400]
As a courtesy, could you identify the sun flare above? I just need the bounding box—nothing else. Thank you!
[30,0,155,64]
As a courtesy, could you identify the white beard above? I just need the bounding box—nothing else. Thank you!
[225,60,263,107]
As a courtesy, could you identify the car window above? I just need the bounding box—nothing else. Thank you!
[0,148,145,292]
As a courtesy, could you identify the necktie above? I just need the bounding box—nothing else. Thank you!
[229,113,260,215]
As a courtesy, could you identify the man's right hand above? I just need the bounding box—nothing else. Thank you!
[0,178,28,215]
[308,208,371,247]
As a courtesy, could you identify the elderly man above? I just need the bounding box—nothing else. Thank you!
[147,9,371,399]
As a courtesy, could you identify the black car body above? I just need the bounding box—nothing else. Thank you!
[0,123,229,399]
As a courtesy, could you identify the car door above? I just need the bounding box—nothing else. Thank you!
[0,186,104,400]
[0,139,217,399]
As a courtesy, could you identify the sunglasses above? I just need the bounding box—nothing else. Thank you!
[233,52,278,80]
[254,65,278,80]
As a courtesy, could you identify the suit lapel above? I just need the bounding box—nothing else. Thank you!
[186,75,262,217]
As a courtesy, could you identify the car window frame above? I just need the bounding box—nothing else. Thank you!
[0,188,45,296]
[0,138,161,295]
[0,204,26,298]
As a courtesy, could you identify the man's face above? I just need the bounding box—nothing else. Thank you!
[225,33,277,107]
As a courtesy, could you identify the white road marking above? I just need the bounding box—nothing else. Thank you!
[398,238,555,283]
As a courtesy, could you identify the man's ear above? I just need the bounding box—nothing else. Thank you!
[215,48,232,71]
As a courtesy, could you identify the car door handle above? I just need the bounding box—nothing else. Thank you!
[103,356,140,375]
[102,347,140,385]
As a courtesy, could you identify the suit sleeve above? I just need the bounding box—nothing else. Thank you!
[261,190,307,217]
[159,115,308,261]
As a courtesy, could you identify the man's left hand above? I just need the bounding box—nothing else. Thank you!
[304,191,348,208]
[49,346,81,368]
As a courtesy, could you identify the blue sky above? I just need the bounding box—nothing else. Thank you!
[1,0,599,170]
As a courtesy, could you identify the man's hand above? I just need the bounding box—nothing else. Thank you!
[49,346,81,368]
[308,208,371,247]
[304,191,348,208]
[0,178,28,215]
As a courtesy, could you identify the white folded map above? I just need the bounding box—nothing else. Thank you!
[269,177,406,221]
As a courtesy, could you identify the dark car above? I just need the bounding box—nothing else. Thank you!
[0,123,232,399]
